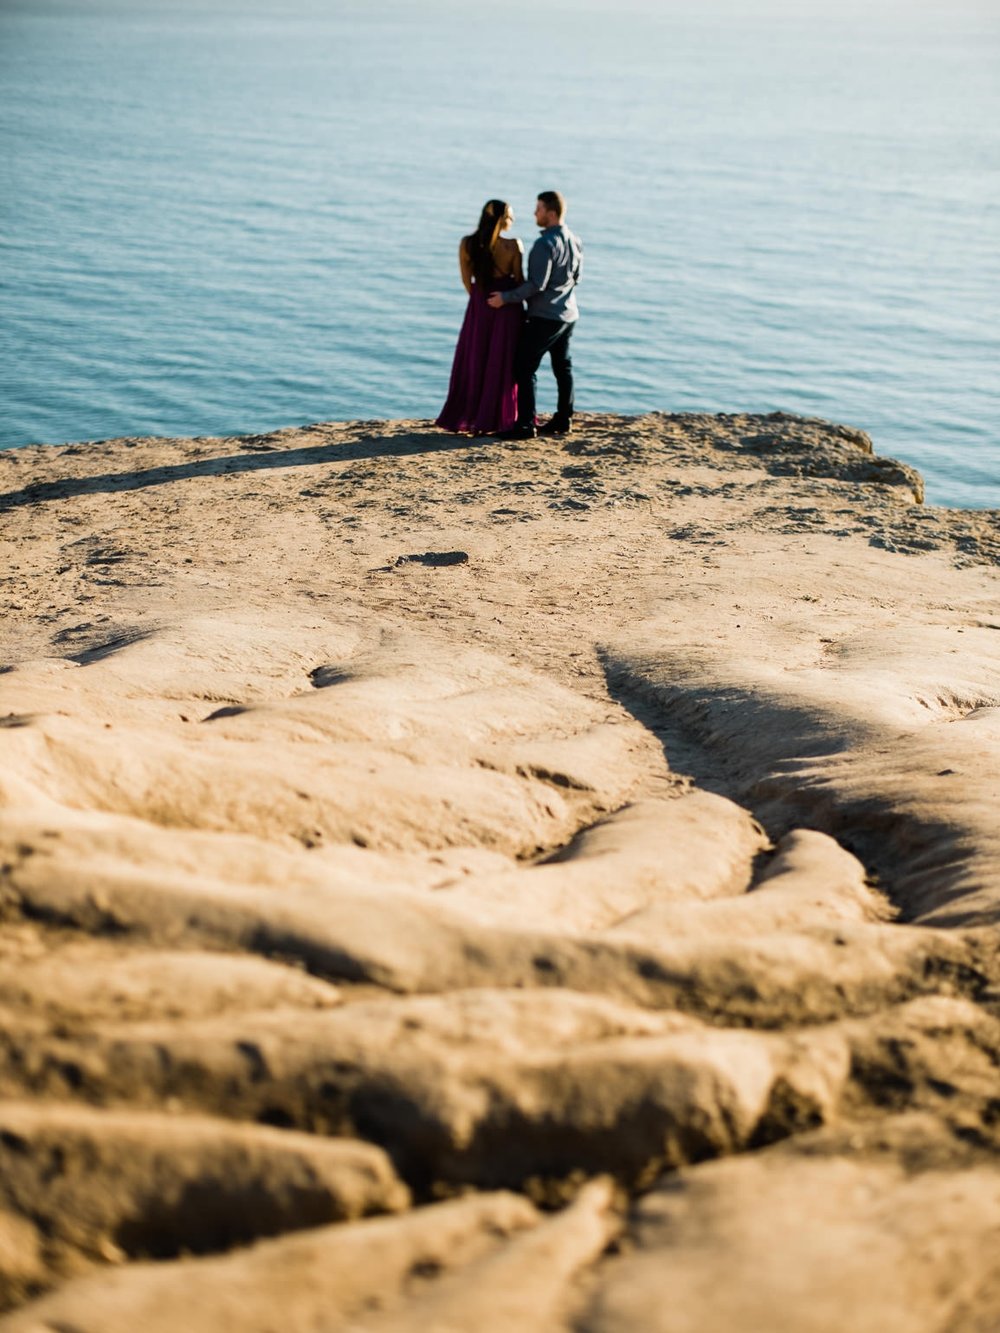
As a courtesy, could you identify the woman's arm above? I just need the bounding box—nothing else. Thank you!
[459,240,474,295]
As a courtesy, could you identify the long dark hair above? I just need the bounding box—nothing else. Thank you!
[463,198,509,290]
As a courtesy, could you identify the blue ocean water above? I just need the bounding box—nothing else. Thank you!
[1,0,998,507]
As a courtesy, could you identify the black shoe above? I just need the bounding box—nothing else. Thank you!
[496,424,537,440]
[538,417,572,436]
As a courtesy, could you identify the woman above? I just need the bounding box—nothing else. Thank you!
[436,199,524,435]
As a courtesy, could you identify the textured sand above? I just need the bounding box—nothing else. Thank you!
[1,411,999,1330]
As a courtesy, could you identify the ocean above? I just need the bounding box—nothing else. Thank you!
[2,0,998,508]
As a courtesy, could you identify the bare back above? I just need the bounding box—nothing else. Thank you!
[459,235,525,295]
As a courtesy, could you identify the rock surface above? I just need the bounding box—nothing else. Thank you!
[1,411,999,1328]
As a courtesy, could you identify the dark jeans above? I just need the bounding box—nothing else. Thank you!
[515,317,575,428]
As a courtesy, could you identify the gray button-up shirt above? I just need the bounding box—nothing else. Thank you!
[501,224,583,323]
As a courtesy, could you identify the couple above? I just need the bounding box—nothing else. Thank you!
[436,190,583,439]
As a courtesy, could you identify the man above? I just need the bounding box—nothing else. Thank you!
[488,190,582,438]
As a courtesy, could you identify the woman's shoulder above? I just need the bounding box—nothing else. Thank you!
[498,235,523,251]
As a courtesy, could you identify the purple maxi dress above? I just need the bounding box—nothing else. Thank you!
[436,274,523,434]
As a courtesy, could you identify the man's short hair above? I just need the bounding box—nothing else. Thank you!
[537,190,566,220]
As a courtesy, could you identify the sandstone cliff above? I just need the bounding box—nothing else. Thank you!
[1,412,999,1331]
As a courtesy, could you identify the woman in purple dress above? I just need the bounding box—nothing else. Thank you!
[436,199,524,435]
